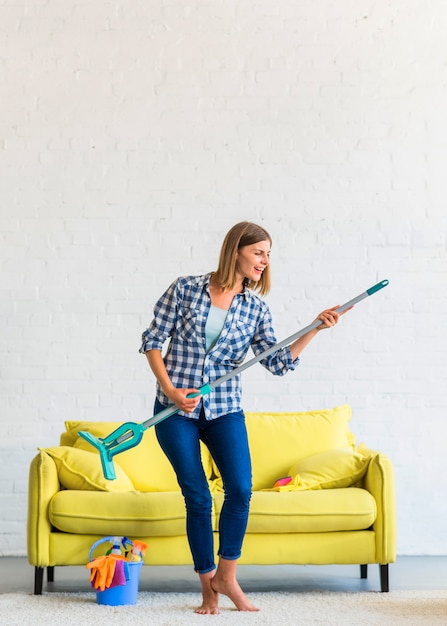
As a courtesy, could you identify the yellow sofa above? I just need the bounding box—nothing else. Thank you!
[27,404,396,594]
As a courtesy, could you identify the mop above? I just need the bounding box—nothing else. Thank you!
[79,279,389,480]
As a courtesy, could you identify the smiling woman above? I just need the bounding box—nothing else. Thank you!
[138,221,351,614]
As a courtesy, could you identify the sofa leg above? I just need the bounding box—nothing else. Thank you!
[47,566,54,583]
[34,567,44,595]
[360,564,368,579]
[380,564,389,592]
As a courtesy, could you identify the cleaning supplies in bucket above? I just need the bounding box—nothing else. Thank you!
[86,536,148,606]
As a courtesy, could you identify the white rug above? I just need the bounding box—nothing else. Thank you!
[1,590,447,625]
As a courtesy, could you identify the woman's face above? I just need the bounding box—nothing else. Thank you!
[235,239,271,283]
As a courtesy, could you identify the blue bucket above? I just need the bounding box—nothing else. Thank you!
[88,537,144,606]
[96,561,142,606]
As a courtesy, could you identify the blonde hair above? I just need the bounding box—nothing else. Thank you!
[214,222,272,296]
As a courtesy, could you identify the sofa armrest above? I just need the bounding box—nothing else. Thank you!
[27,450,61,567]
[362,447,396,564]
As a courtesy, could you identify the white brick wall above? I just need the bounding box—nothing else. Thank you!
[1,0,446,555]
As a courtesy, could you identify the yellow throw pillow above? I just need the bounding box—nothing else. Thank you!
[280,447,371,491]
[40,446,135,492]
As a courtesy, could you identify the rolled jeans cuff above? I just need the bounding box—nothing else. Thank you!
[218,552,241,561]
[195,564,217,575]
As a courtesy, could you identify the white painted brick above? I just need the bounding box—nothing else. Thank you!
[1,0,446,556]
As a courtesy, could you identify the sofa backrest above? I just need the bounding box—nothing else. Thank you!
[61,405,355,493]
[233,405,355,491]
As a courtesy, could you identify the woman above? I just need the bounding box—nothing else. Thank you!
[140,221,348,614]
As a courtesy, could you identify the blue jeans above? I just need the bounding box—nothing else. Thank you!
[154,400,252,574]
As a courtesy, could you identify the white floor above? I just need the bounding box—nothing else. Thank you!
[1,556,447,595]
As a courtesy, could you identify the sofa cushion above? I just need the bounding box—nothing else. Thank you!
[213,488,377,533]
[61,421,213,493]
[40,447,135,492]
[283,447,372,491]
[49,490,196,537]
[211,405,356,491]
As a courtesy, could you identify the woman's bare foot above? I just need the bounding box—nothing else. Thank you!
[195,571,220,614]
[211,575,259,612]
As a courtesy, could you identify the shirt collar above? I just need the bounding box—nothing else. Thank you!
[203,272,251,301]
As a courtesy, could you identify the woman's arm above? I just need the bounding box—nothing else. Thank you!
[145,349,201,414]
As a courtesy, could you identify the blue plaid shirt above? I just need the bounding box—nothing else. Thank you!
[140,273,299,420]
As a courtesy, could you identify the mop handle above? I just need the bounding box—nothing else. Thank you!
[140,279,389,431]
[203,279,389,386]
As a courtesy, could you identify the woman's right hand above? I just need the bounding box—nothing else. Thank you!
[146,351,202,414]
[167,387,202,413]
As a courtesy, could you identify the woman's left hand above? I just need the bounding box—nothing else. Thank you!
[315,305,353,330]
[289,304,353,360]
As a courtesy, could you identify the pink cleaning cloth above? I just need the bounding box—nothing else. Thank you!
[109,559,127,588]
